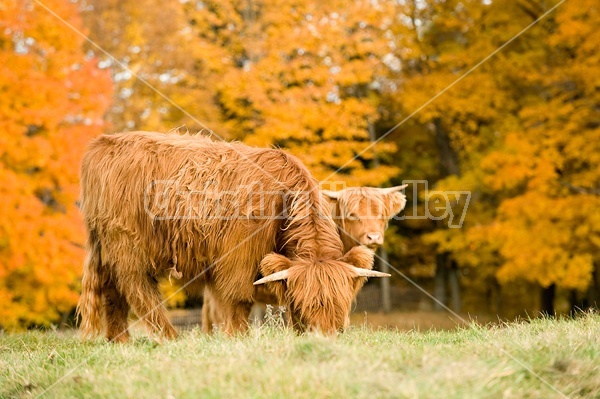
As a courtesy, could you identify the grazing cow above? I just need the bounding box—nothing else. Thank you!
[77,131,389,341]
[202,185,407,332]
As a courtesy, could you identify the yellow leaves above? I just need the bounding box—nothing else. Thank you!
[492,192,600,290]
[387,0,600,303]
[550,0,597,49]
[159,280,187,309]
[497,252,593,291]
[481,132,545,192]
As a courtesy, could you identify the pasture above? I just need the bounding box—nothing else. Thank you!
[1,312,598,399]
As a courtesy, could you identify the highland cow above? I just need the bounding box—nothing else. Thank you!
[77,131,388,341]
[322,186,407,251]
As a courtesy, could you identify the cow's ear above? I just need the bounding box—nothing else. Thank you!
[260,253,292,275]
[340,246,374,271]
[340,246,376,296]
[321,190,341,201]
[258,253,292,303]
[321,191,343,219]
[385,192,407,217]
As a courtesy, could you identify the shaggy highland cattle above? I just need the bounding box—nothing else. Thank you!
[202,185,408,332]
[77,131,389,341]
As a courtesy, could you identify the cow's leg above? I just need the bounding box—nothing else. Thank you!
[201,300,213,333]
[204,289,252,335]
[116,268,178,340]
[103,279,130,343]
[216,298,252,335]
[211,249,259,334]
[225,301,253,334]
[201,288,216,333]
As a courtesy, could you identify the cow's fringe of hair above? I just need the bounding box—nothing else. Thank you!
[286,250,371,332]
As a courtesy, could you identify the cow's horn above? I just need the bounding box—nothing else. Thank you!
[253,270,289,285]
[379,184,408,194]
[351,267,391,278]
[321,189,341,199]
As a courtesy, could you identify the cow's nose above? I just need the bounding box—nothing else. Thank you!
[365,233,383,246]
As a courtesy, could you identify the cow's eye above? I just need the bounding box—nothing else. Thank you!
[347,213,359,221]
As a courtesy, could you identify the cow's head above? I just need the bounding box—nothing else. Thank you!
[322,185,408,252]
[254,246,387,333]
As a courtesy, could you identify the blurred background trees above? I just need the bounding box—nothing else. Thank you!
[0,0,597,329]
[0,0,112,329]
[393,0,600,316]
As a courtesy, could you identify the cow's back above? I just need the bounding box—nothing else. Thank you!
[80,131,294,284]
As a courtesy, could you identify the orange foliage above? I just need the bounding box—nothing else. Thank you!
[0,0,112,329]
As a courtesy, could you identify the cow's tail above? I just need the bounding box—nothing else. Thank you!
[77,228,104,338]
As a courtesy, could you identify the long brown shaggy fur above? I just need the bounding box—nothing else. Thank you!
[77,131,373,340]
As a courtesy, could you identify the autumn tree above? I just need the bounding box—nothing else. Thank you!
[387,0,600,315]
[0,0,112,329]
[480,0,600,313]
[182,0,409,185]
[81,0,224,134]
[377,0,503,312]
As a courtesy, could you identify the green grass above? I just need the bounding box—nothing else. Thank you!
[1,313,599,399]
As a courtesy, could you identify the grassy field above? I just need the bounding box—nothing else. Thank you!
[1,312,598,399]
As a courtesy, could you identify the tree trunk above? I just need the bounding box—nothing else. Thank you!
[434,253,448,311]
[490,279,502,316]
[448,262,462,312]
[572,262,600,314]
[586,262,600,310]
[431,119,461,312]
[58,311,70,330]
[434,118,460,176]
[540,284,556,316]
[379,248,392,313]
[368,122,393,314]
[569,290,584,316]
